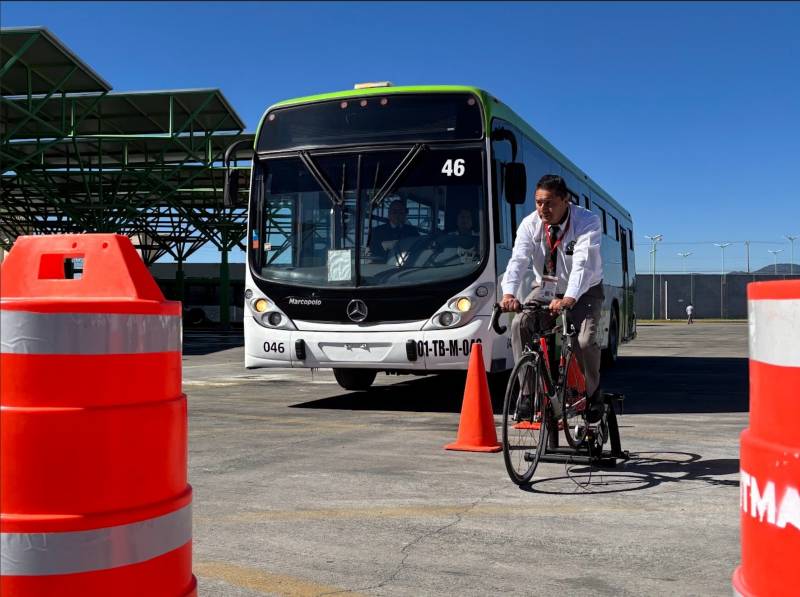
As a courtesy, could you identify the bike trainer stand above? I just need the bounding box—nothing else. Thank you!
[537,393,630,468]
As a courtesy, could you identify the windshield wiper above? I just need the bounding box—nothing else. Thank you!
[364,143,425,255]
[370,143,426,207]
[299,151,344,206]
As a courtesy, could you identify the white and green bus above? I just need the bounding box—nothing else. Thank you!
[230,84,635,390]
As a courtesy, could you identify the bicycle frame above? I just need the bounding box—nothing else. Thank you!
[521,308,584,418]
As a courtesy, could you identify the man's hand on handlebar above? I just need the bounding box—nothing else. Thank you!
[548,296,576,314]
[500,294,520,313]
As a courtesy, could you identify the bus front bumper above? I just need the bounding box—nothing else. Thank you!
[244,316,503,372]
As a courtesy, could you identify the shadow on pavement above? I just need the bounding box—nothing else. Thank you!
[182,330,244,356]
[523,452,740,495]
[603,356,748,414]
[290,356,748,415]
[290,372,473,414]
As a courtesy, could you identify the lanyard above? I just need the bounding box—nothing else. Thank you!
[544,215,570,276]
[545,216,571,252]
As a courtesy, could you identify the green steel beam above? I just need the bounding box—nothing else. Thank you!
[2,91,107,172]
[0,31,40,80]
[2,65,78,142]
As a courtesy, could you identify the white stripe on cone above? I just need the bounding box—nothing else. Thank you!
[0,504,191,576]
[0,311,181,355]
[748,299,800,368]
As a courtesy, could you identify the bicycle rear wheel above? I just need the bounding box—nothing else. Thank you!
[502,352,548,485]
[562,350,589,449]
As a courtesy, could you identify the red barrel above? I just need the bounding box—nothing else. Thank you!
[0,234,196,596]
[733,280,800,597]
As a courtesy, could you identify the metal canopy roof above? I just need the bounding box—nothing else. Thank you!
[2,89,245,143]
[0,27,111,95]
[1,27,253,279]
[5,131,251,168]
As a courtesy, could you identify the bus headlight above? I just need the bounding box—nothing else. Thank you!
[454,297,472,313]
[438,312,460,327]
[254,298,269,313]
[267,312,282,326]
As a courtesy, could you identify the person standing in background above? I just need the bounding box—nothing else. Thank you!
[686,303,694,324]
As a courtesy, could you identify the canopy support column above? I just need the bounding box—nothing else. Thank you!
[219,245,230,330]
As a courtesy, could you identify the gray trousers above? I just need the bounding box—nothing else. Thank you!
[511,283,604,397]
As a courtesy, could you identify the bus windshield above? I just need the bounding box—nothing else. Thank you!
[253,146,486,288]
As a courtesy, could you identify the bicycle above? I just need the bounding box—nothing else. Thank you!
[489,302,623,485]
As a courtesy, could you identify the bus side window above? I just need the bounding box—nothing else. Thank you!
[568,191,579,206]
[595,204,608,235]
[619,228,629,274]
[610,215,619,242]
[491,119,519,247]
[560,169,582,207]
[522,137,552,209]
[491,155,513,246]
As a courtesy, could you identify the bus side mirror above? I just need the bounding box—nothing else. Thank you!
[222,139,253,207]
[504,162,527,205]
[223,168,240,207]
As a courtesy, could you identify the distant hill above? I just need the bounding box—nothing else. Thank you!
[737,263,797,275]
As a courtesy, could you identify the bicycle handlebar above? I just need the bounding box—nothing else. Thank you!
[487,301,573,336]
[489,304,507,335]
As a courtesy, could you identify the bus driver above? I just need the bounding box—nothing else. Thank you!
[500,174,605,422]
[368,198,419,260]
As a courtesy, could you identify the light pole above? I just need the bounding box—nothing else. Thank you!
[768,249,784,274]
[786,235,797,275]
[678,251,693,304]
[744,240,750,273]
[714,242,731,275]
[714,242,730,318]
[645,234,663,319]
[677,251,693,273]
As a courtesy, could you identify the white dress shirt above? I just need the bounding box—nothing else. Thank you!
[501,203,603,300]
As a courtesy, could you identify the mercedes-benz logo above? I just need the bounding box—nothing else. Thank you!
[346,299,368,322]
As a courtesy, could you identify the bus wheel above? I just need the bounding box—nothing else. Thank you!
[333,368,377,391]
[601,310,619,369]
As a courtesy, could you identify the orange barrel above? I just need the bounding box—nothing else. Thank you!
[733,280,800,597]
[0,234,196,596]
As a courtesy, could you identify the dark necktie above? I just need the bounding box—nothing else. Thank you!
[547,225,560,275]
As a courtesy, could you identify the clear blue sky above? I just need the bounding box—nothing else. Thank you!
[4,1,799,272]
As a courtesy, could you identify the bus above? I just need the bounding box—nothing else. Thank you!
[229,84,635,390]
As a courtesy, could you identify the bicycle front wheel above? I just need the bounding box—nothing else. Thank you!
[502,352,548,485]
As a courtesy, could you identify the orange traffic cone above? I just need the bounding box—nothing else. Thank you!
[444,343,502,452]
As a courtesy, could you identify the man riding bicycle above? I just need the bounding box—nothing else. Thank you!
[500,174,605,423]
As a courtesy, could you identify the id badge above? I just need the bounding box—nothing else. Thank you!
[539,275,558,302]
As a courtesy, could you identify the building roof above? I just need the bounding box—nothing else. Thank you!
[0,27,252,261]
[0,27,111,95]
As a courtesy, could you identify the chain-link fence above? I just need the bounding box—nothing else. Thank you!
[635,273,800,319]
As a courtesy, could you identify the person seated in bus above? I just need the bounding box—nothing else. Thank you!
[447,207,480,262]
[500,174,605,423]
[368,198,419,261]
[449,208,479,245]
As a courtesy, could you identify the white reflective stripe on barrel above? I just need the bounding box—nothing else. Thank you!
[0,311,181,355]
[748,299,800,368]
[0,504,191,576]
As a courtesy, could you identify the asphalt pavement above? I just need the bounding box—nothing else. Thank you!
[184,322,747,596]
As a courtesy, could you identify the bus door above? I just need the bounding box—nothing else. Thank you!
[619,227,630,338]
